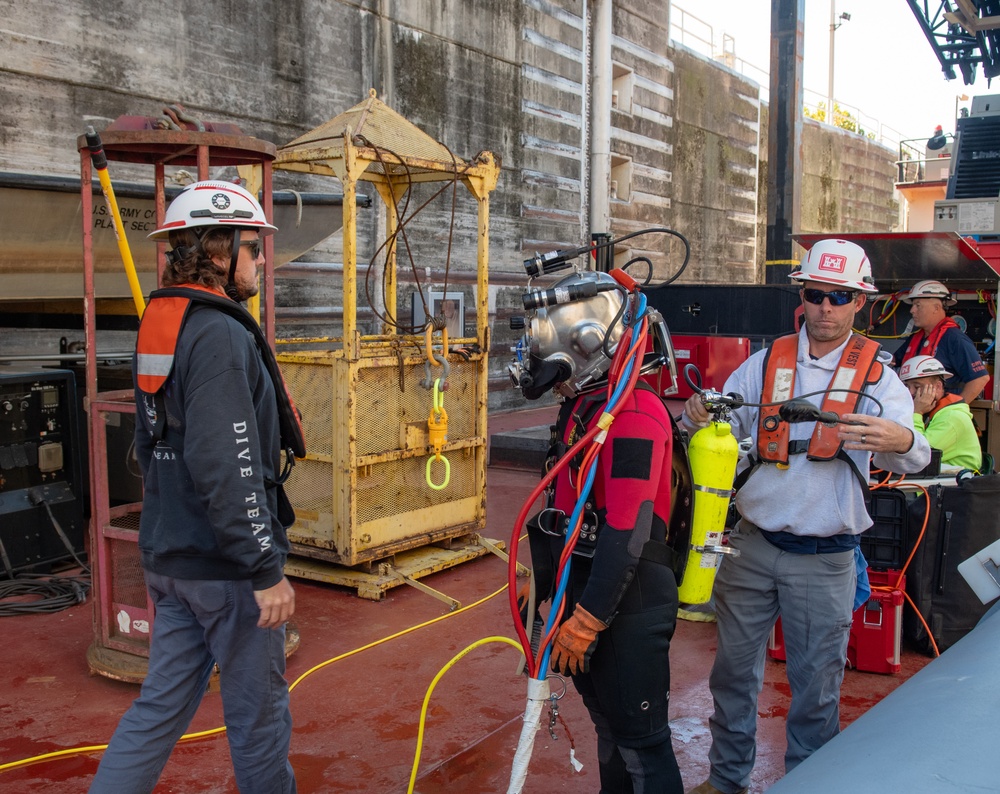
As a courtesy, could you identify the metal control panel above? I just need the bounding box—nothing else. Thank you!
[0,368,85,574]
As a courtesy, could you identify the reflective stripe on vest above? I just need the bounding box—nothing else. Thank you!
[758,333,883,464]
[135,284,225,394]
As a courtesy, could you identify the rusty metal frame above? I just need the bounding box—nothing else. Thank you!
[273,91,501,578]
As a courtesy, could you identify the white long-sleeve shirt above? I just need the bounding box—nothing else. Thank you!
[681,328,931,537]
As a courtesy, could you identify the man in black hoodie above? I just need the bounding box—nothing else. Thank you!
[90,181,297,794]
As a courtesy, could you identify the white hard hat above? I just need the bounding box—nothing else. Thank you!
[898,355,952,381]
[148,180,277,240]
[901,279,956,306]
[789,239,878,293]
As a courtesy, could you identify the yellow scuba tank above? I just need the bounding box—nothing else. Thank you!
[677,420,739,605]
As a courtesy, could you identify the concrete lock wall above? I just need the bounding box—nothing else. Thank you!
[0,0,897,411]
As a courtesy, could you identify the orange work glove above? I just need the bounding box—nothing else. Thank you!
[550,604,606,676]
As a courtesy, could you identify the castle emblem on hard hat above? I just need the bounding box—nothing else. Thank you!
[817,253,847,273]
[211,193,231,210]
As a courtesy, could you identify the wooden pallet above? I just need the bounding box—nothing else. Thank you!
[284,534,510,607]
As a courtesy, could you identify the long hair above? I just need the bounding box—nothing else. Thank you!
[161,228,235,289]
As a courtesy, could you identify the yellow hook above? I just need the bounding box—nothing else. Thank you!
[426,378,450,490]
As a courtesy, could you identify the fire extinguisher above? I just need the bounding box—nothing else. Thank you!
[677,389,743,605]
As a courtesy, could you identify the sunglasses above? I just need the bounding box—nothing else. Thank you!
[802,288,858,306]
[240,239,263,259]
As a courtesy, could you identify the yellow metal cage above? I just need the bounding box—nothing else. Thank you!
[274,90,500,571]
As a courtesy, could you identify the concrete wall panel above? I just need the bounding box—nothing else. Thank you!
[0,0,900,409]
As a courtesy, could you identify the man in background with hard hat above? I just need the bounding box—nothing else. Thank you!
[899,355,982,471]
[90,181,298,794]
[682,239,930,794]
[893,279,989,404]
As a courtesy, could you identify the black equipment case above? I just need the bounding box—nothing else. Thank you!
[903,474,1000,653]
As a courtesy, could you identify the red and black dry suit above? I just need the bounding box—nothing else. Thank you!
[527,384,682,792]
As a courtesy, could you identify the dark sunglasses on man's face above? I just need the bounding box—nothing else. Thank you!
[240,239,262,259]
[802,288,857,306]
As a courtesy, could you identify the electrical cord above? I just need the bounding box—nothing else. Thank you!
[0,491,91,617]
[866,479,941,657]
[406,636,524,794]
[0,572,90,616]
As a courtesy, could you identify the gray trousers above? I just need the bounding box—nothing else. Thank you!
[706,523,855,793]
[89,571,295,794]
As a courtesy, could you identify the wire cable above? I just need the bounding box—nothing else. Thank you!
[406,636,524,793]
[0,496,91,617]
[0,572,90,616]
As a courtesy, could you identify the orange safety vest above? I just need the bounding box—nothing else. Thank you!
[757,333,883,467]
[135,285,305,464]
[901,317,959,364]
[927,392,963,421]
[135,284,221,396]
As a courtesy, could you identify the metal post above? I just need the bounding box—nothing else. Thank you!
[590,0,612,238]
[765,0,805,284]
[592,232,612,272]
[827,0,836,123]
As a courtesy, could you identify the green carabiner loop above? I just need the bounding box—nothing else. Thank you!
[433,378,445,412]
[426,452,451,490]
[426,378,449,490]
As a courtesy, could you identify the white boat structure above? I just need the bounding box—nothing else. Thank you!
[0,171,366,302]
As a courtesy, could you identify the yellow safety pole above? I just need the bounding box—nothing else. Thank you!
[237,164,263,324]
[84,126,146,318]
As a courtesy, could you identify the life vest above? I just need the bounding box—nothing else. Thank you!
[927,392,963,421]
[901,318,959,363]
[755,333,882,486]
[135,285,306,478]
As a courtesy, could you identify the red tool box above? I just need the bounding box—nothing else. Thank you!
[767,569,906,674]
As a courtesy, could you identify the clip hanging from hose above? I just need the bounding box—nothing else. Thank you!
[426,378,450,491]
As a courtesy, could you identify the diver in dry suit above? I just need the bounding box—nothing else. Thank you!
[511,269,684,793]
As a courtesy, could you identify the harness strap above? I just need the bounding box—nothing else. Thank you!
[902,317,959,362]
[136,286,306,462]
[758,333,882,464]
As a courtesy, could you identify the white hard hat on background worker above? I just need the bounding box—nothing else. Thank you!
[901,280,957,306]
[898,355,953,382]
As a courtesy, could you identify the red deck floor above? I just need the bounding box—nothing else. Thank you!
[0,405,933,792]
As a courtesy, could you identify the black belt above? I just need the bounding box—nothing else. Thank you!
[761,529,859,555]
